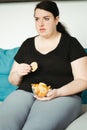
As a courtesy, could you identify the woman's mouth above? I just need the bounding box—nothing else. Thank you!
[40,28,46,32]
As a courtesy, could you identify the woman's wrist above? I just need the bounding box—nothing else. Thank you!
[57,88,62,97]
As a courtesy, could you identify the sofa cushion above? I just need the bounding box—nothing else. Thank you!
[81,48,87,104]
[66,112,87,130]
[81,90,87,104]
[0,47,19,75]
[0,47,19,101]
[0,74,18,101]
[85,49,87,53]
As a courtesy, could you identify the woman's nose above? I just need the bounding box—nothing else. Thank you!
[39,19,44,26]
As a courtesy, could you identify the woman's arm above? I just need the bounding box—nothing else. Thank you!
[58,56,87,96]
[8,61,31,86]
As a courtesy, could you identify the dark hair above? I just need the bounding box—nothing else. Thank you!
[34,0,70,35]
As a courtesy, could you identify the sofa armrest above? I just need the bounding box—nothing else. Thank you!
[66,104,87,130]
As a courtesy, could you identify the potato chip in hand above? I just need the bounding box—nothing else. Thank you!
[30,62,38,72]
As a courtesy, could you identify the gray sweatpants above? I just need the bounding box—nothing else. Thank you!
[0,90,82,130]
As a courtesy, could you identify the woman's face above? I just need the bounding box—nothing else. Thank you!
[34,9,59,38]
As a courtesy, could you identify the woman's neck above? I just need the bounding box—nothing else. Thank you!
[35,32,62,54]
[39,31,61,41]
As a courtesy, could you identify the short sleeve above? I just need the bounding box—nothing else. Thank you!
[69,37,87,62]
[14,38,30,63]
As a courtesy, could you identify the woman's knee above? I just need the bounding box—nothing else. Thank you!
[1,90,35,120]
[4,90,35,106]
[0,90,35,130]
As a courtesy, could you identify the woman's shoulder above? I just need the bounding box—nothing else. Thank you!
[61,33,85,54]
[61,33,81,47]
[21,35,38,47]
[62,33,77,41]
[24,36,36,42]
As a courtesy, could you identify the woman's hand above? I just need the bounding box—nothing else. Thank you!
[34,89,59,101]
[16,63,31,77]
[9,62,32,86]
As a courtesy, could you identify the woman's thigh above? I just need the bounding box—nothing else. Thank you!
[23,95,81,130]
[0,90,35,130]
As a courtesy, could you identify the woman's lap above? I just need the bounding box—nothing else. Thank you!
[23,95,81,130]
[0,90,82,130]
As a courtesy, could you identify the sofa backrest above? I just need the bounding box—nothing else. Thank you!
[0,47,19,75]
[0,47,19,101]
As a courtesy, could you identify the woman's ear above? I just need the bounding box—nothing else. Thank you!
[55,16,60,25]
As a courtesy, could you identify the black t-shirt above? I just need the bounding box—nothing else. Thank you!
[14,34,87,94]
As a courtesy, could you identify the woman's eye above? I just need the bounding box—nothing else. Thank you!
[44,17,49,21]
[35,19,38,21]
[35,18,39,21]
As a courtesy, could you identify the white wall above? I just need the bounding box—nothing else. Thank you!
[0,1,87,49]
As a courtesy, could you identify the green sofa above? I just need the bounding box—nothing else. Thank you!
[0,47,87,130]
